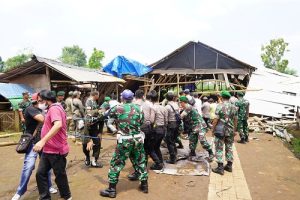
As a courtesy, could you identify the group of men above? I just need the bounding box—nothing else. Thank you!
[14,87,249,199]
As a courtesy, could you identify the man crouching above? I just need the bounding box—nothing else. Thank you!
[100,89,148,198]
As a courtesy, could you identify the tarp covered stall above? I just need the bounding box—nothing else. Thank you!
[103,56,152,78]
[0,83,35,110]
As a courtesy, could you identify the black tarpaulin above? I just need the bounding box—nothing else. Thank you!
[150,41,255,74]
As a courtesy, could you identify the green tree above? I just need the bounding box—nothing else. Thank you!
[4,53,32,71]
[284,67,297,75]
[0,56,4,72]
[261,38,294,74]
[88,48,105,69]
[59,45,87,66]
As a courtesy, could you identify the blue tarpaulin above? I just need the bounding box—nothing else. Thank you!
[103,56,152,78]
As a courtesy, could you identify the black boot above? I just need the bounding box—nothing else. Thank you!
[207,149,214,162]
[224,161,233,172]
[166,156,176,164]
[237,138,246,144]
[212,163,224,175]
[127,171,140,181]
[189,150,196,157]
[176,140,184,149]
[84,157,90,166]
[100,183,117,198]
[245,135,249,142]
[139,180,148,193]
[150,162,163,170]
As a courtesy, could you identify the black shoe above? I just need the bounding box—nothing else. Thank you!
[127,171,140,181]
[212,163,224,175]
[91,160,103,168]
[150,163,163,170]
[139,180,148,193]
[237,138,246,144]
[166,159,176,164]
[84,157,90,166]
[189,150,196,157]
[100,183,117,198]
[176,144,184,149]
[224,161,233,172]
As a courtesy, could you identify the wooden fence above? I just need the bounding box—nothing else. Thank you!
[0,111,20,132]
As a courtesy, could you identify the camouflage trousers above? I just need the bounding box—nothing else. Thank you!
[189,130,212,152]
[237,119,248,139]
[108,138,148,184]
[214,136,234,163]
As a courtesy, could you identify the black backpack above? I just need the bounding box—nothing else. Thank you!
[169,104,182,126]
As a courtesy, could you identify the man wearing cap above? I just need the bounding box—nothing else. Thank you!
[83,91,103,168]
[12,93,57,200]
[211,90,238,175]
[235,92,250,143]
[18,91,32,133]
[201,96,211,128]
[65,91,74,132]
[179,96,214,161]
[57,91,66,110]
[100,89,148,198]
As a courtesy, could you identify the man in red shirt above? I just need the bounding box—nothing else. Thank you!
[33,90,72,200]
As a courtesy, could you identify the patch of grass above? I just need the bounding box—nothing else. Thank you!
[290,138,300,159]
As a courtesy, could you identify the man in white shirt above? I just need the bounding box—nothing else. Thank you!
[193,93,202,115]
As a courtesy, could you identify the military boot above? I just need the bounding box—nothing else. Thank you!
[127,171,140,181]
[245,135,249,142]
[237,138,246,144]
[189,150,196,157]
[139,180,148,193]
[100,183,117,198]
[224,161,233,172]
[150,162,163,170]
[212,163,224,175]
[207,149,214,162]
[166,155,176,164]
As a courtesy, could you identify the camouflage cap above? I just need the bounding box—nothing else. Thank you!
[104,96,111,101]
[57,91,65,96]
[179,96,189,103]
[220,90,231,98]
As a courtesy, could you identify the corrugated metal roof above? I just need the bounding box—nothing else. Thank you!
[35,56,125,83]
[0,56,125,83]
[0,83,35,99]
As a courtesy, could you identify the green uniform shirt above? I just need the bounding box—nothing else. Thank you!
[235,98,249,121]
[18,100,32,115]
[109,103,144,136]
[215,101,237,135]
[181,104,207,133]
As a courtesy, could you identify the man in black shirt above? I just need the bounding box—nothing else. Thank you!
[12,93,57,200]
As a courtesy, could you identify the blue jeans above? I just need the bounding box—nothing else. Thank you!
[16,144,52,196]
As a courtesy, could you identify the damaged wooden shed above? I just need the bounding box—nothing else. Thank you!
[142,41,256,94]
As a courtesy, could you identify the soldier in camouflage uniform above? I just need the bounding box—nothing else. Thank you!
[100,90,148,198]
[235,92,250,143]
[179,96,214,161]
[56,91,67,110]
[211,90,238,175]
[83,91,103,168]
[18,91,32,133]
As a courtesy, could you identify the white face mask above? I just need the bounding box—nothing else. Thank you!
[38,103,47,110]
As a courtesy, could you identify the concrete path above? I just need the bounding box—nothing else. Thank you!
[208,142,252,200]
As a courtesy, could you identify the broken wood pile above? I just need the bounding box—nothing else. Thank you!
[248,116,296,143]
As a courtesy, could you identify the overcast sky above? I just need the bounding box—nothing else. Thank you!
[1,0,299,72]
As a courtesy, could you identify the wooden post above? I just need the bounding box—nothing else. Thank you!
[177,74,180,96]
[45,66,51,90]
[14,110,20,132]
[116,83,119,101]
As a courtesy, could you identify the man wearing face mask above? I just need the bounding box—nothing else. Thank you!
[34,90,72,200]
[12,93,57,200]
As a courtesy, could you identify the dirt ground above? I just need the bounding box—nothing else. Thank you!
[0,132,299,200]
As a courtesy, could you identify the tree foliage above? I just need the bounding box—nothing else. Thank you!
[59,45,87,66]
[261,38,297,75]
[0,56,4,72]
[4,53,32,71]
[88,48,105,69]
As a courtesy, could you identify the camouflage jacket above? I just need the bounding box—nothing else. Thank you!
[18,100,32,115]
[215,101,237,135]
[181,104,207,133]
[109,103,144,136]
[100,101,110,110]
[235,98,249,121]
